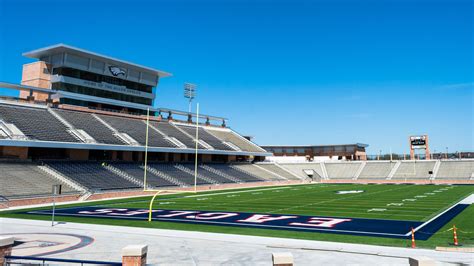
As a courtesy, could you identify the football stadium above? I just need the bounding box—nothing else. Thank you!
[0,43,472,265]
[0,1,473,264]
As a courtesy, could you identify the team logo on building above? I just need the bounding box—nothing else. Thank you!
[108,66,126,76]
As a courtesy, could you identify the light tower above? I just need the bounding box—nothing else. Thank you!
[184,82,197,113]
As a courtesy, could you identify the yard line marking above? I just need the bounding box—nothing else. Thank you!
[387,203,404,206]
[415,195,426,198]
[367,208,386,212]
[402,199,416,202]
[267,184,411,214]
[184,187,291,198]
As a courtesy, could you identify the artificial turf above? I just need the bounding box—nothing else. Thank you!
[2,183,473,249]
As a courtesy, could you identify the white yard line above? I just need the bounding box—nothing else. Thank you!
[267,185,410,214]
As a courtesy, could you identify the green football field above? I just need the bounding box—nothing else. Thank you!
[2,183,474,249]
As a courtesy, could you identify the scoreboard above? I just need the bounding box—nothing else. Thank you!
[410,135,427,149]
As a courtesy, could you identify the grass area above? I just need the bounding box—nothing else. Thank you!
[2,183,473,249]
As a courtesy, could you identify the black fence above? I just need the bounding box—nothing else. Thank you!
[5,255,121,266]
[367,152,474,160]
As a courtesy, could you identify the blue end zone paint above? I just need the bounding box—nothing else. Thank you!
[413,204,469,240]
[25,204,469,240]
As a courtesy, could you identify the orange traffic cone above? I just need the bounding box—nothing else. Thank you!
[411,227,416,248]
[453,225,458,246]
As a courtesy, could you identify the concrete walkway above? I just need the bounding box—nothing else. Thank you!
[1,218,472,265]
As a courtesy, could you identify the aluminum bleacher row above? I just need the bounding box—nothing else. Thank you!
[0,102,263,152]
[278,160,474,180]
[0,160,472,199]
[0,161,299,200]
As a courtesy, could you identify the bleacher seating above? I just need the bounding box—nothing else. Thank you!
[436,161,474,179]
[206,128,265,152]
[210,164,264,182]
[179,164,235,184]
[233,164,282,181]
[0,103,268,154]
[278,163,323,179]
[0,104,79,142]
[55,109,125,145]
[150,121,201,149]
[98,115,176,148]
[0,162,76,198]
[177,125,232,151]
[325,162,361,179]
[46,161,140,191]
[111,163,179,187]
[392,161,436,179]
[359,162,395,179]
[148,163,212,186]
[256,163,300,180]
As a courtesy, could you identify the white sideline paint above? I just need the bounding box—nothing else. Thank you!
[409,193,474,236]
[182,186,291,199]
[459,193,474,204]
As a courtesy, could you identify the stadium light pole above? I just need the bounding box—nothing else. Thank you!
[143,108,150,190]
[184,83,196,113]
[194,103,199,193]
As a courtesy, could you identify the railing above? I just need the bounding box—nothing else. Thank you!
[366,152,474,160]
[5,255,121,265]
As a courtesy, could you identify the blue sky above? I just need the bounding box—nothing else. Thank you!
[0,0,472,154]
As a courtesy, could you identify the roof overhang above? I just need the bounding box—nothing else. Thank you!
[23,43,172,78]
[262,143,369,148]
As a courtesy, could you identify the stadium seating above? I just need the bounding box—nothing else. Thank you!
[392,161,436,179]
[206,128,265,153]
[436,160,474,179]
[0,103,267,154]
[46,161,140,191]
[148,163,212,186]
[278,163,324,179]
[0,162,76,198]
[325,162,362,179]
[55,109,125,145]
[208,164,264,183]
[150,121,201,149]
[0,104,79,142]
[179,164,235,184]
[98,115,176,148]
[232,164,283,181]
[358,162,396,179]
[176,125,233,151]
[255,163,300,180]
[111,163,179,187]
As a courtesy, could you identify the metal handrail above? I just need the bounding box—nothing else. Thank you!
[5,255,122,265]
